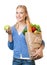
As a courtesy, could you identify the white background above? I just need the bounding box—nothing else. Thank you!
[0,0,47,65]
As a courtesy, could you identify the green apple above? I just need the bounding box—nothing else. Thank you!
[4,25,10,30]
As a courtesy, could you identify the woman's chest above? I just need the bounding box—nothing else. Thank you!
[17,25,25,34]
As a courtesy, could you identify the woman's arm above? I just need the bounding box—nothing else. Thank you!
[42,40,45,49]
[8,34,13,42]
[8,41,14,50]
[6,27,14,50]
[32,40,45,58]
[8,34,14,50]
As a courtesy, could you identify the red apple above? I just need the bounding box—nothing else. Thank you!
[32,27,36,32]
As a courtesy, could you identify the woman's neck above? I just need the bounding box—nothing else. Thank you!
[18,20,26,26]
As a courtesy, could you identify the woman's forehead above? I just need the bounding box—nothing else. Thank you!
[16,7,25,12]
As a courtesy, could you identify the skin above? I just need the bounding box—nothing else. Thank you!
[31,45,44,59]
[16,7,27,22]
[15,7,27,33]
[5,7,44,58]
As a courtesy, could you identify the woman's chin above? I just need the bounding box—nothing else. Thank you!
[17,19,23,22]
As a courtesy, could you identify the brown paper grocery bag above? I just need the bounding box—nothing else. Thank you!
[25,32,43,60]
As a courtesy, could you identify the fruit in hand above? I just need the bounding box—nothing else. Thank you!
[4,25,10,30]
[4,25,11,34]
[32,27,36,32]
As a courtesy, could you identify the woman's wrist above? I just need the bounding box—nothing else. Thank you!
[39,44,44,51]
[8,34,13,42]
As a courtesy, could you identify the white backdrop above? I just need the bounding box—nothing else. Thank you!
[0,0,47,65]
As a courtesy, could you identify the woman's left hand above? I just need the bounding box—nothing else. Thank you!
[32,43,44,59]
[32,48,43,59]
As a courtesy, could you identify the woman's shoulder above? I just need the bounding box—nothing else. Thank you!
[11,24,16,34]
[11,22,19,33]
[14,22,19,29]
[11,22,18,29]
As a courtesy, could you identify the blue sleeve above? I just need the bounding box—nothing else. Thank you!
[42,40,45,47]
[8,41,14,50]
[8,26,14,50]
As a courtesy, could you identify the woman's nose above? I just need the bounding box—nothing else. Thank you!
[17,13,20,17]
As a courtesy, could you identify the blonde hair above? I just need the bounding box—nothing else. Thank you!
[15,5,30,29]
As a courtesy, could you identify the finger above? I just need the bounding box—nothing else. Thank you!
[6,30,11,34]
[32,53,37,57]
[33,54,38,59]
[6,30,8,33]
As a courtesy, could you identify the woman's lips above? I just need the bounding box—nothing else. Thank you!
[16,17,22,19]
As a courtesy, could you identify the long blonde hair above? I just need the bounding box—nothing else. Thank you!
[15,5,30,29]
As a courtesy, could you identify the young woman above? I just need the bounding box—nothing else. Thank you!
[6,5,45,65]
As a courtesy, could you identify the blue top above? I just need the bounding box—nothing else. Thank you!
[8,26,45,59]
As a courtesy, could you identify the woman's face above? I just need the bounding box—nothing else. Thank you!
[16,7,27,22]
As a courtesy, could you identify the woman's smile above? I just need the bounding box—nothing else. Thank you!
[16,7,26,22]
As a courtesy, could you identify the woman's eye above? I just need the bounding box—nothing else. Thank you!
[16,12,18,14]
[16,12,24,14]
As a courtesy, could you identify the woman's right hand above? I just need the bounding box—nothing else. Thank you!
[6,27,13,42]
[4,25,13,42]
[6,27,12,34]
[4,25,12,34]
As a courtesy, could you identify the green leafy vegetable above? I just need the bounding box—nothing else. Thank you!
[22,27,27,35]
